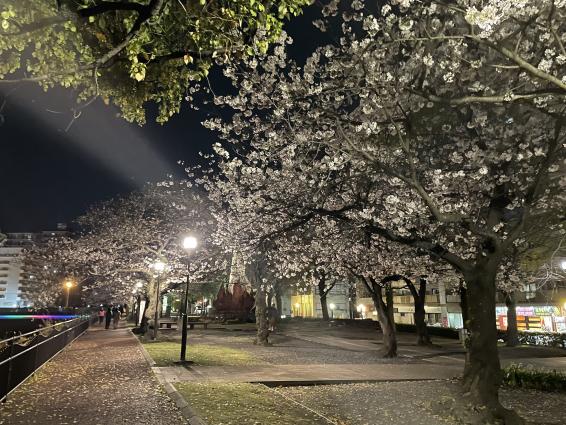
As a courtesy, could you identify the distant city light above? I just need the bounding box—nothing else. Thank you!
[0,315,80,320]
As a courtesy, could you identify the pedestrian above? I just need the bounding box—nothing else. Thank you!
[267,305,278,332]
[105,305,112,329]
[98,307,105,325]
[112,305,121,329]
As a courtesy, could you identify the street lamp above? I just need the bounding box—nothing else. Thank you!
[152,261,166,340]
[329,303,336,319]
[64,280,74,308]
[178,235,197,364]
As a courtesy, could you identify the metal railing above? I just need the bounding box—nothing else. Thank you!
[0,316,94,402]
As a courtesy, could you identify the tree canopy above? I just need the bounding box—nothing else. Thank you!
[0,0,310,123]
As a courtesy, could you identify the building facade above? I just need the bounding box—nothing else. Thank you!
[0,224,70,308]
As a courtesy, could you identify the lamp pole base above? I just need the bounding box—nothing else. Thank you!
[174,360,194,366]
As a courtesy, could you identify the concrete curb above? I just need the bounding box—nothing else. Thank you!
[153,367,207,425]
[130,331,207,425]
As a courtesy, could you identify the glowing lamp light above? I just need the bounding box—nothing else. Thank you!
[357,304,365,312]
[560,260,566,271]
[329,303,336,310]
[183,236,198,250]
[294,303,300,309]
[153,261,166,272]
[65,280,73,289]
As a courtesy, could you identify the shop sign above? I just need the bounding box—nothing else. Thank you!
[533,306,560,316]
[516,306,535,316]
[496,305,560,317]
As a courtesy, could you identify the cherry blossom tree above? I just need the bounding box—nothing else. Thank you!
[203,0,565,420]
[26,183,228,336]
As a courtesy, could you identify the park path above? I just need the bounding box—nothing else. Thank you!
[156,362,462,385]
[0,325,186,425]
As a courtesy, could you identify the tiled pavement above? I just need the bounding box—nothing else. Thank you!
[0,325,186,425]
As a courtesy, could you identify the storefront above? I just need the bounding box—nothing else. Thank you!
[496,305,566,332]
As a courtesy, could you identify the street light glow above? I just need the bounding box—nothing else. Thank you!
[329,303,336,310]
[153,261,166,272]
[183,236,198,250]
[65,280,73,289]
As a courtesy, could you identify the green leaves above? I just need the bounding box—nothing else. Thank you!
[0,0,310,124]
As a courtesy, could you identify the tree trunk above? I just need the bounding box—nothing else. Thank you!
[139,295,150,334]
[459,280,469,330]
[504,291,520,347]
[317,272,330,321]
[275,292,283,317]
[254,285,270,346]
[462,263,524,424]
[371,280,397,358]
[141,278,161,338]
[408,278,431,345]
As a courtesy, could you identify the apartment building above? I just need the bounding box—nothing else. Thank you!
[0,224,70,308]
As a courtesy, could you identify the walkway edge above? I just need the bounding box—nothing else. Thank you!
[131,331,207,425]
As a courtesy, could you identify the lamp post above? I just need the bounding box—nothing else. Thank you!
[152,261,166,340]
[329,303,336,319]
[178,235,197,364]
[64,280,73,308]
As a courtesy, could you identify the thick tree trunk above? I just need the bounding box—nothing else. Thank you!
[139,295,150,334]
[462,263,524,424]
[371,281,397,358]
[504,291,520,347]
[320,291,330,321]
[316,271,330,321]
[254,286,271,346]
[408,278,431,345]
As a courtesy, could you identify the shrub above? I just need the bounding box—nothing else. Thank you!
[395,323,460,339]
[503,364,566,392]
[498,330,566,348]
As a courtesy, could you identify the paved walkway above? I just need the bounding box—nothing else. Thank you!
[156,362,462,385]
[0,325,186,425]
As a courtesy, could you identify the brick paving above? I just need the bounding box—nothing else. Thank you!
[0,326,186,425]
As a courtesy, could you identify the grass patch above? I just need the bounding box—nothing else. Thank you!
[503,364,566,392]
[142,341,260,366]
[175,382,324,425]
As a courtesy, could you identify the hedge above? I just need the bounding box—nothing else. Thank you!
[503,364,566,392]
[394,323,460,339]
[498,330,566,348]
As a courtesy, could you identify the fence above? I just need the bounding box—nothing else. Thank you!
[0,316,93,402]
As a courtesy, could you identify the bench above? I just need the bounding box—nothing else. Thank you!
[187,321,208,330]
[158,320,178,329]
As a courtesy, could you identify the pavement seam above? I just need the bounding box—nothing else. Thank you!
[130,330,207,425]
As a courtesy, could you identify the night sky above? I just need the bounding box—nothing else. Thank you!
[0,5,328,232]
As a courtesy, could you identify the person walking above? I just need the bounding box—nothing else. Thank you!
[112,305,121,329]
[105,305,112,329]
[97,307,105,325]
[267,305,279,332]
